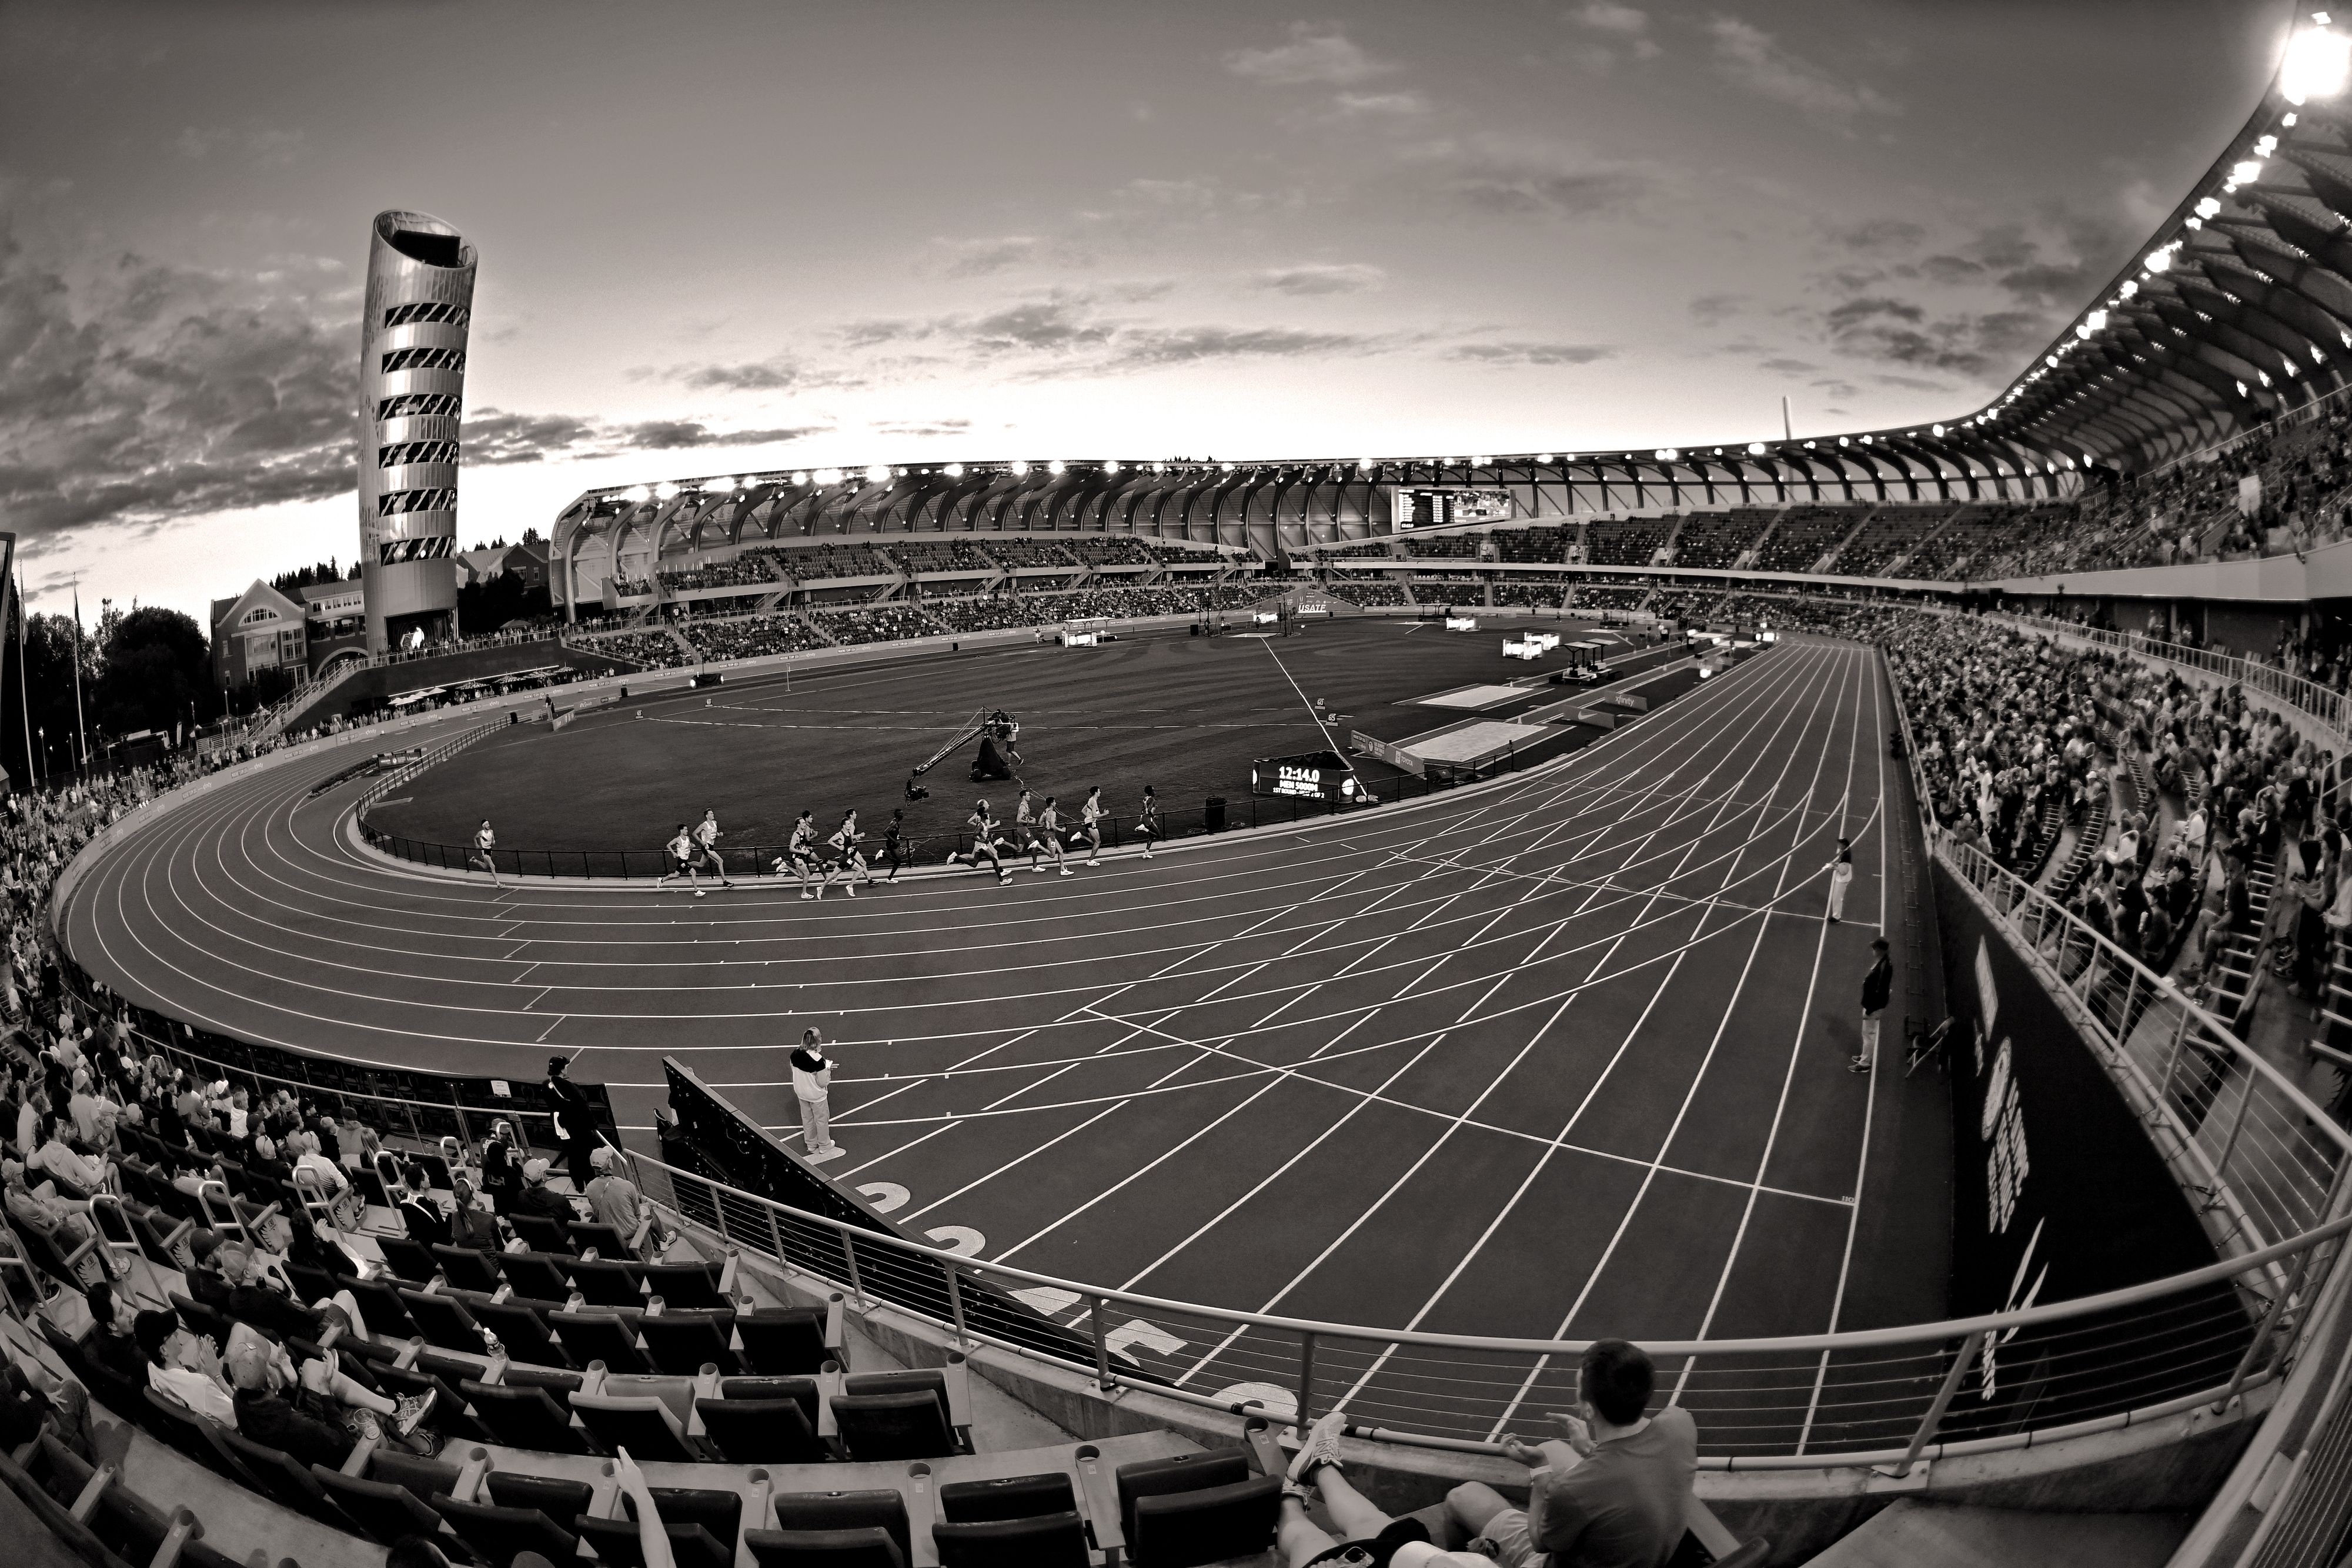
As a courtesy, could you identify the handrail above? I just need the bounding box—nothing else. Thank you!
[1996,611,2352,746]
[620,1145,2352,1360]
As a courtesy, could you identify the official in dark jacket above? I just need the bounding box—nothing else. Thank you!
[1851,939,1894,1074]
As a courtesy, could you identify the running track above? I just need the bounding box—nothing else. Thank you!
[60,634,1950,1442]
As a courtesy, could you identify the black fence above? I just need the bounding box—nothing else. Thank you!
[48,950,610,1156]
[356,737,1569,880]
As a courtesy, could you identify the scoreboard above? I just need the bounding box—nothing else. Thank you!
[1393,487,1515,529]
[1252,749,1361,801]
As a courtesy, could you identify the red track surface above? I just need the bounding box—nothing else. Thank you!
[60,633,1949,1439]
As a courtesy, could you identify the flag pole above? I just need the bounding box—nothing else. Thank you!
[69,579,89,773]
[15,563,31,790]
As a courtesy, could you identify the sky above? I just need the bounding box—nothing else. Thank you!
[0,0,2301,627]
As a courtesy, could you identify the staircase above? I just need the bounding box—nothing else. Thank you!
[1887,504,1969,576]
[1819,504,1880,573]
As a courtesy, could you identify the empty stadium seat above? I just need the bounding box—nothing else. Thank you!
[468,1298,573,1367]
[433,1491,582,1566]
[377,1234,440,1285]
[639,1308,739,1375]
[552,1308,650,1374]
[432,1243,506,1293]
[694,1392,829,1465]
[336,1274,422,1339]
[580,1514,734,1568]
[751,1489,914,1567]
[482,1470,596,1535]
[214,1427,352,1529]
[569,1391,703,1462]
[460,1378,596,1455]
[309,1463,452,1547]
[934,1512,1091,1567]
[642,1258,727,1309]
[497,1251,576,1301]
[401,1286,493,1356]
[1112,1449,1282,1568]
[570,1221,637,1262]
[832,1369,963,1460]
[737,1305,840,1375]
[570,1256,645,1308]
[506,1213,575,1255]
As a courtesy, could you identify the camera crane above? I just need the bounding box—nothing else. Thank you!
[906,708,1022,800]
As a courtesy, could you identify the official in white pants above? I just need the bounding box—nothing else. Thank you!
[791,1029,841,1161]
[1826,836,1854,923]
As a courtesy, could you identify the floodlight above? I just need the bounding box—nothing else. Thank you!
[1931,424,1945,436]
[1860,434,1873,444]
[864,463,890,485]
[2146,248,2172,273]
[816,467,841,486]
[1358,458,1375,471]
[2283,21,2350,103]
[654,481,679,501]
[1044,459,1064,476]
[1472,455,1492,466]
[1536,452,1555,463]
[1653,448,1676,460]
[1011,460,1031,477]
[1222,461,1235,472]
[1104,459,1120,474]
[944,462,965,479]
[1747,441,1768,455]
[2121,280,2139,299]
[1838,436,1850,447]
[709,476,736,493]
[2232,159,2265,185]
[626,486,651,504]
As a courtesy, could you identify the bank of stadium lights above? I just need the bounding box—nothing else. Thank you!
[1748,441,1768,455]
[2284,15,2352,104]
[708,476,736,494]
[1104,460,1121,475]
[1047,460,1067,476]
[1008,460,1030,477]
[1537,452,1556,463]
[941,463,965,479]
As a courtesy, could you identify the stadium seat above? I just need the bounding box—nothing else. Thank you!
[433,1492,582,1567]
[551,1308,650,1374]
[168,1292,235,1349]
[737,1305,840,1375]
[1112,1450,1265,1557]
[363,1447,463,1502]
[377,1234,440,1285]
[580,1515,734,1568]
[140,1388,245,1480]
[939,1472,1077,1523]
[570,1255,645,1308]
[282,1259,339,1303]
[934,1512,1091,1567]
[431,1244,506,1293]
[91,1488,244,1568]
[400,1286,493,1356]
[482,1471,596,1535]
[570,1391,703,1462]
[832,1369,964,1460]
[460,1378,596,1455]
[497,1252,575,1302]
[507,1213,575,1255]
[632,1485,743,1551]
[336,1274,422,1340]
[468,1298,573,1367]
[309,1464,452,1547]
[570,1221,637,1262]
[642,1258,727,1309]
[638,1308,740,1375]
[215,1428,354,1529]
[753,1489,914,1567]
[693,1394,829,1465]
[369,1360,496,1445]
[413,1151,456,1191]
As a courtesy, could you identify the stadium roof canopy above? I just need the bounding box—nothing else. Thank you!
[553,17,2352,561]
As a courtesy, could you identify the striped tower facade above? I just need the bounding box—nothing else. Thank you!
[358,210,477,655]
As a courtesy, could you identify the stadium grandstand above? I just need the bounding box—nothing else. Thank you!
[36,16,2352,1568]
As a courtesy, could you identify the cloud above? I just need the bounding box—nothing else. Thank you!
[1707,16,1898,128]
[1448,341,1616,366]
[875,419,973,437]
[609,420,821,450]
[932,236,1044,277]
[1104,324,1375,370]
[1566,2,1661,64]
[0,235,359,546]
[1816,296,2043,378]
[174,125,305,167]
[1251,262,1385,295]
[1833,218,1925,252]
[1758,356,1819,374]
[1224,22,1393,86]
[670,355,808,391]
[1689,293,1746,324]
[462,410,824,464]
[1402,134,1656,219]
[1332,90,1429,116]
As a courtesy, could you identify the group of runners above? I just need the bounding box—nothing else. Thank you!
[944,784,1160,885]
[465,783,1166,897]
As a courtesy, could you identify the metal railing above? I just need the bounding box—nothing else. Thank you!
[617,1139,2346,1469]
[1999,613,2352,746]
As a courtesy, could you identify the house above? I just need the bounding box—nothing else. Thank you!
[209,581,310,688]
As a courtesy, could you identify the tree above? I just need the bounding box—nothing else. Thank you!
[94,607,213,739]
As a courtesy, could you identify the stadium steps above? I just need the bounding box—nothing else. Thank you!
[1655,511,1690,566]
[1729,502,1793,570]
[1818,504,1881,572]
[1799,1499,2186,1567]
[2044,785,2110,901]
[1887,504,1970,576]
[796,611,840,647]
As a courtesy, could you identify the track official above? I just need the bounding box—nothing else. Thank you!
[1851,938,1893,1074]
[792,1029,842,1162]
[543,1055,597,1188]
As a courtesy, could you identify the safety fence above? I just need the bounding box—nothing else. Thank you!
[2000,612,2352,746]
[620,1128,2347,1468]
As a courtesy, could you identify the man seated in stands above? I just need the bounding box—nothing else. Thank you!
[187,1239,319,1341]
[516,1156,582,1233]
[26,1112,111,1196]
[223,1328,435,1464]
[395,1163,452,1246]
[76,1281,148,1385]
[290,1129,358,1226]
[244,1132,293,1186]
[2,1156,112,1281]
[582,1145,668,1254]
[65,1069,119,1149]
[1441,1339,1696,1568]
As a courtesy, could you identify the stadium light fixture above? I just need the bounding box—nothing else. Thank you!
[943,462,965,479]
[709,476,736,494]
[2284,18,2351,103]
[791,471,809,486]
[863,463,888,486]
[1537,452,1556,463]
[1932,424,1946,436]
[1222,461,1236,472]
[1010,460,1030,477]
[1472,454,1492,466]
[626,486,651,504]
[1104,459,1120,474]
[654,482,679,501]
[1357,458,1375,472]
[1748,441,1768,455]
[2146,248,2173,273]
[1654,447,1678,460]
[1047,459,1066,476]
